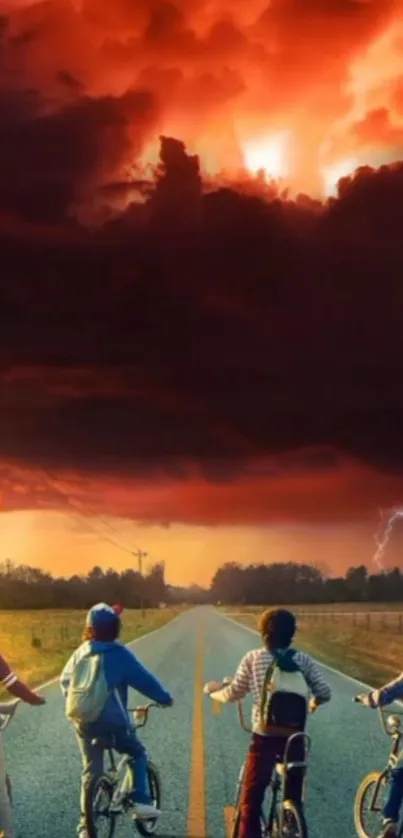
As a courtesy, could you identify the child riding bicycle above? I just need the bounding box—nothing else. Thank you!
[204,608,332,838]
[357,675,403,838]
[0,653,46,838]
[60,603,173,838]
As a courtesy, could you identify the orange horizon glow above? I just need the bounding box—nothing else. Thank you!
[3,458,403,584]
[0,508,400,587]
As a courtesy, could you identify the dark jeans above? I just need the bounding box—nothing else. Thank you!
[76,723,149,833]
[239,732,305,838]
[384,764,403,822]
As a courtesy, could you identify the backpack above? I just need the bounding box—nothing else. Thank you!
[260,648,309,734]
[66,650,114,724]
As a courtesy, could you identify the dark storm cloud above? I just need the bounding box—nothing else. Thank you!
[0,85,157,222]
[0,136,403,483]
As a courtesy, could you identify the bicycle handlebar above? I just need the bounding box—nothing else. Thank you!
[354,694,403,737]
[0,699,20,732]
[129,701,170,729]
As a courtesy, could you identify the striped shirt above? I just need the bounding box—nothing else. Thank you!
[213,646,332,734]
[0,655,17,691]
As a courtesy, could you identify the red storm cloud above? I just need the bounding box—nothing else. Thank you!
[1,0,403,528]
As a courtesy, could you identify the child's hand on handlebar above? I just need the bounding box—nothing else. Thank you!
[354,693,372,707]
[203,680,224,695]
[309,698,319,714]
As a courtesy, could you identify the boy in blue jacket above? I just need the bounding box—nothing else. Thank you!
[60,603,173,838]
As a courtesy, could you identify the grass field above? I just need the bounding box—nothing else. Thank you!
[223,602,403,612]
[225,605,403,689]
[0,607,181,696]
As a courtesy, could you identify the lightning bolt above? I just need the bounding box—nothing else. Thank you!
[373,506,403,569]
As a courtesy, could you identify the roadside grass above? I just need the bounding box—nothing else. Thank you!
[227,609,403,688]
[0,607,181,696]
[221,602,403,613]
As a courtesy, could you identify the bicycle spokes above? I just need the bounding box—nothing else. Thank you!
[282,809,301,837]
[92,782,116,838]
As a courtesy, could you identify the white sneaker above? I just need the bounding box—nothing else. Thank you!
[132,802,161,820]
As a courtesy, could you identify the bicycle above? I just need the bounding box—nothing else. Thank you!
[0,700,20,837]
[207,679,311,838]
[353,694,403,838]
[0,701,21,803]
[84,702,163,838]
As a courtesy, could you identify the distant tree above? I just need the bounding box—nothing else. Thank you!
[145,563,166,606]
[345,566,368,601]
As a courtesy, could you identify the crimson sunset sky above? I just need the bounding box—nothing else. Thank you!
[1,0,403,585]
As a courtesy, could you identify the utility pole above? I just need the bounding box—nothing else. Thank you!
[133,548,147,618]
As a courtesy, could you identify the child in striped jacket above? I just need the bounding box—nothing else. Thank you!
[204,608,332,838]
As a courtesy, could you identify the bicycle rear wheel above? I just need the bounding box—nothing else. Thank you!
[276,800,308,838]
[135,763,162,837]
[227,807,267,838]
[354,771,390,838]
[85,774,117,838]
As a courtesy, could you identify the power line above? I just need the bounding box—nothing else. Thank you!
[72,514,134,556]
[40,470,137,557]
[39,472,162,619]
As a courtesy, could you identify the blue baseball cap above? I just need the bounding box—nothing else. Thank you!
[86,602,123,628]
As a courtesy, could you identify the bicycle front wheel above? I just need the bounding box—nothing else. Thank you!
[277,800,308,838]
[354,771,390,838]
[135,762,162,837]
[85,774,117,838]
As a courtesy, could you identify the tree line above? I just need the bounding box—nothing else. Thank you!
[1,558,402,609]
[210,562,403,605]
[0,560,167,609]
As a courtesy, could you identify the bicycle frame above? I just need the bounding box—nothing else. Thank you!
[376,706,403,762]
[0,700,20,838]
[91,702,160,804]
[363,707,403,819]
[229,698,311,835]
[0,701,20,733]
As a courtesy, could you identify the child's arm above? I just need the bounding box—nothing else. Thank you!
[300,653,332,708]
[205,652,252,704]
[0,654,45,706]
[363,673,403,708]
[123,649,173,705]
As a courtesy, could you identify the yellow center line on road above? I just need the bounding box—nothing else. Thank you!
[224,806,236,838]
[187,618,207,838]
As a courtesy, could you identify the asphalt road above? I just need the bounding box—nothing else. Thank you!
[2,606,395,838]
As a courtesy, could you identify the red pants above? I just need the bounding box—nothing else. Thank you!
[238,733,304,838]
